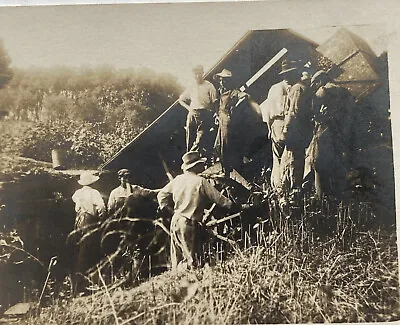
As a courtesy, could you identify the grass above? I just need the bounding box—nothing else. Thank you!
[27,197,400,324]
[1,120,397,324]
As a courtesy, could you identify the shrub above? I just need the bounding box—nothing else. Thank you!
[20,121,73,162]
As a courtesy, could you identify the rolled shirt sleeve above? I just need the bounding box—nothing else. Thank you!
[179,87,191,103]
[92,189,106,217]
[201,178,233,209]
[157,181,173,210]
[107,189,118,213]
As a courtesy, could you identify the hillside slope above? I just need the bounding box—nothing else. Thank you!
[31,223,399,324]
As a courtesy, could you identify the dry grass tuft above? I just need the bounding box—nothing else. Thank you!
[29,198,400,324]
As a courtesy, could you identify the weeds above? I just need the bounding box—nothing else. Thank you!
[29,196,399,324]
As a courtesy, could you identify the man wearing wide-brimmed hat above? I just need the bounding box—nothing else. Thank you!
[71,171,106,293]
[304,70,354,199]
[157,151,237,273]
[179,65,218,158]
[213,68,251,176]
[261,59,304,195]
[280,60,314,204]
[72,171,106,228]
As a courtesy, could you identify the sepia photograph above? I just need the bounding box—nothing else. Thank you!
[0,1,399,323]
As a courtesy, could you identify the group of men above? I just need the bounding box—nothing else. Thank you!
[71,151,243,285]
[178,65,263,177]
[70,58,354,289]
[70,168,159,291]
[263,60,353,205]
[178,60,353,206]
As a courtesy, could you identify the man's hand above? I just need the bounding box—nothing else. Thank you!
[157,206,173,218]
[241,203,252,211]
[213,113,219,126]
[178,97,191,111]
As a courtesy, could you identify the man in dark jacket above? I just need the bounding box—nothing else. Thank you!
[306,70,354,198]
[214,68,267,177]
[280,62,314,203]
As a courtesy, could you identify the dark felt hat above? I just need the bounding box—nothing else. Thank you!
[279,60,300,75]
[181,151,206,171]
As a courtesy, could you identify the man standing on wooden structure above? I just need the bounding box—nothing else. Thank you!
[306,70,354,199]
[280,61,314,204]
[214,68,250,177]
[179,65,218,158]
[262,60,303,196]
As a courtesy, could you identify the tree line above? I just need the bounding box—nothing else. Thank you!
[0,61,182,166]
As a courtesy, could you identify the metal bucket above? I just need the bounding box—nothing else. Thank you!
[51,149,66,170]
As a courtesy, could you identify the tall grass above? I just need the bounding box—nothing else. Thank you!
[29,196,399,324]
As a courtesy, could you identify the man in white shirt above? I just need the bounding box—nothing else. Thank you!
[71,171,106,294]
[157,151,239,273]
[261,60,301,194]
[179,65,217,158]
[72,172,106,229]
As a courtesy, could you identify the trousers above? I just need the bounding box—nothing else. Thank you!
[170,213,203,273]
[186,109,215,155]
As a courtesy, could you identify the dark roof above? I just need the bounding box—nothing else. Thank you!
[101,29,318,187]
[317,27,377,67]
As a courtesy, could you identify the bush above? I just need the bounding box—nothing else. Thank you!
[18,119,147,168]
[20,121,73,162]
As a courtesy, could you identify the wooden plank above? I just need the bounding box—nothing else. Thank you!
[240,48,288,91]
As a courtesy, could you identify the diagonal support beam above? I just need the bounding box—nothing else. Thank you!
[240,48,288,92]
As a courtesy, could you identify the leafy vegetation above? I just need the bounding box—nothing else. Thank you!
[0,66,182,167]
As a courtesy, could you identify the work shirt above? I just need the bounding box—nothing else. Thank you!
[179,80,217,111]
[72,186,106,217]
[260,80,291,143]
[283,81,313,150]
[108,184,155,215]
[157,172,233,222]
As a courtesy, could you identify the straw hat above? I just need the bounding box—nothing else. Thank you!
[215,69,232,78]
[78,171,99,186]
[181,151,207,171]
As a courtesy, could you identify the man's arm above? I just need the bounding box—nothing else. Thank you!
[133,184,160,198]
[178,88,191,111]
[107,190,117,214]
[93,189,106,218]
[157,181,173,211]
[201,178,234,210]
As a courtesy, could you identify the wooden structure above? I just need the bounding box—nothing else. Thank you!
[317,27,385,100]
[100,29,318,188]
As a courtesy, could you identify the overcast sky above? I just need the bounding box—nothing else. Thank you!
[0,2,392,86]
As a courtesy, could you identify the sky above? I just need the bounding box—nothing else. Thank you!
[0,1,392,86]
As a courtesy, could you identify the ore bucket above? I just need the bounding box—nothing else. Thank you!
[51,149,66,170]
